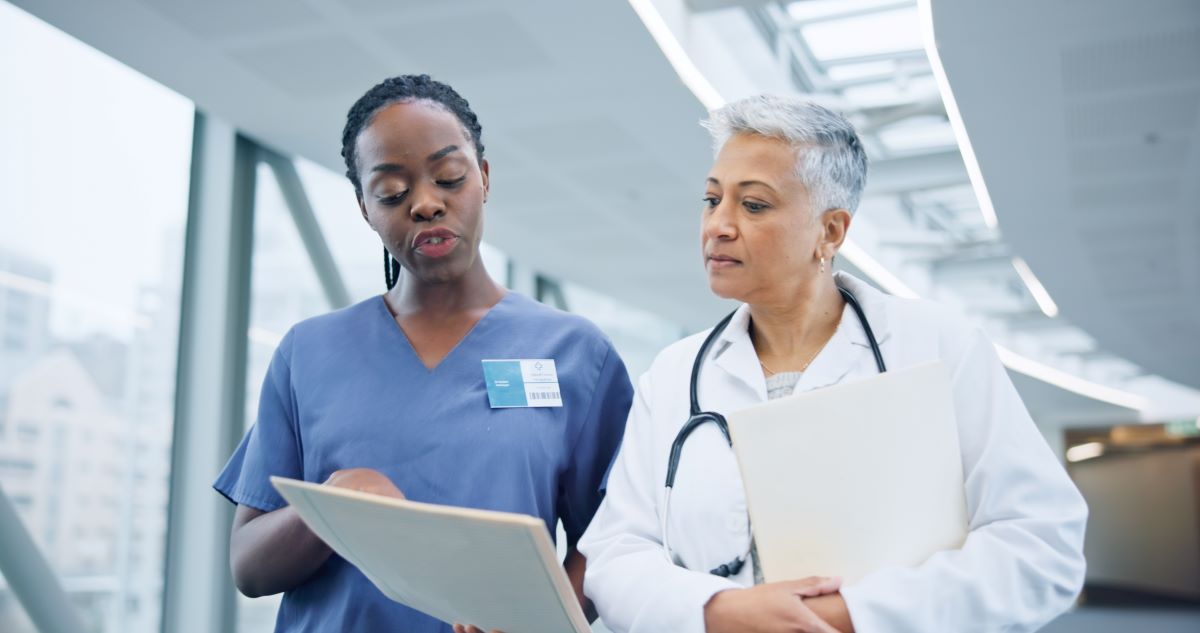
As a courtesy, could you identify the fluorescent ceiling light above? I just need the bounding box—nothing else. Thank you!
[788,0,913,24]
[626,0,724,110]
[995,345,1148,411]
[802,6,922,62]
[826,60,895,82]
[1012,257,1060,318]
[839,239,919,298]
[1066,441,1104,463]
[917,0,999,229]
[878,120,959,154]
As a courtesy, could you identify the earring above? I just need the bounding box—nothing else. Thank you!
[820,256,826,274]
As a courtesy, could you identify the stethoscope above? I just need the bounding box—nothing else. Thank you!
[661,286,887,577]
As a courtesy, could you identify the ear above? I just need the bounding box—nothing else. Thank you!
[819,208,852,260]
[480,158,490,203]
[358,193,371,225]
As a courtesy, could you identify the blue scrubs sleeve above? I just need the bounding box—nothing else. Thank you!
[213,330,302,512]
[558,344,633,545]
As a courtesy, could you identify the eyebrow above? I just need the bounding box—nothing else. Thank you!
[369,145,464,175]
[370,163,405,175]
[427,144,461,162]
[706,177,778,193]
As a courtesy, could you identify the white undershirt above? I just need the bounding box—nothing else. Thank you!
[751,370,805,584]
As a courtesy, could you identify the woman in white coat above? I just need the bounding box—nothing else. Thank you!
[577,96,1088,633]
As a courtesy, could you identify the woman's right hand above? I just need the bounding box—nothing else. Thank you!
[703,576,842,633]
[230,468,405,598]
[324,467,406,499]
[452,625,501,633]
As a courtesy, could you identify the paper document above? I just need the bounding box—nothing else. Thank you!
[728,360,968,585]
[271,477,589,633]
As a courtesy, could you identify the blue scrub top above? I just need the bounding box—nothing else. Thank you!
[214,292,633,633]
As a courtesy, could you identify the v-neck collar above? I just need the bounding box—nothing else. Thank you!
[708,272,893,400]
[375,292,513,374]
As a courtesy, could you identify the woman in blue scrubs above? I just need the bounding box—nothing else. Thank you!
[213,75,634,633]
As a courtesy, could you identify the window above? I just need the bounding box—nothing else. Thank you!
[561,281,684,378]
[294,157,384,303]
[0,3,192,632]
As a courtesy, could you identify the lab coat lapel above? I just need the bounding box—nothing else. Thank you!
[710,304,769,404]
[791,318,860,392]
[706,273,891,400]
[794,272,893,392]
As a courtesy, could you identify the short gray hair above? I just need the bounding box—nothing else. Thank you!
[701,95,868,215]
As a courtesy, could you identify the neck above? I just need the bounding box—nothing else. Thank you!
[748,274,844,368]
[387,259,504,319]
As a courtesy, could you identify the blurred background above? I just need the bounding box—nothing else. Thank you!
[0,0,1196,631]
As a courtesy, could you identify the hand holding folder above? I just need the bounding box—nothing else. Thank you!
[324,467,407,499]
[271,476,590,633]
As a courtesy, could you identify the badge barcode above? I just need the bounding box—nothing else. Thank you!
[530,391,560,400]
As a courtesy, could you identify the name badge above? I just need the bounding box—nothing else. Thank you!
[481,359,563,408]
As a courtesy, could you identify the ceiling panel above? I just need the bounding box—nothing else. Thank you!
[136,0,321,39]
[227,35,394,97]
[375,11,555,80]
[931,0,1200,386]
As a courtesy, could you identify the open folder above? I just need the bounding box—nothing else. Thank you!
[270,477,590,633]
[727,360,968,585]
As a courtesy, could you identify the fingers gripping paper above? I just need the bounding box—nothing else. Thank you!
[727,361,968,585]
[271,477,590,633]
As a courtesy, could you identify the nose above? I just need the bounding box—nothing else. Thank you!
[409,182,445,222]
[702,198,737,245]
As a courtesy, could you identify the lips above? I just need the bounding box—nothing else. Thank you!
[412,228,459,258]
[706,252,742,270]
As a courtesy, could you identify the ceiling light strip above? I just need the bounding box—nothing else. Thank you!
[1011,256,1060,318]
[917,0,999,229]
[995,344,1148,411]
[626,0,725,110]
[839,239,920,298]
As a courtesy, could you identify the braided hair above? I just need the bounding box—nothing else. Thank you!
[341,75,486,290]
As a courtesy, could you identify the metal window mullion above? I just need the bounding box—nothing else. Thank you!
[160,111,257,633]
[0,483,86,633]
[260,149,351,310]
[535,274,569,311]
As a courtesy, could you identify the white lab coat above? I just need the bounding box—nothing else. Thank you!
[579,272,1087,633]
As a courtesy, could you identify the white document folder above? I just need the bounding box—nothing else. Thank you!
[270,477,590,633]
[727,360,968,585]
